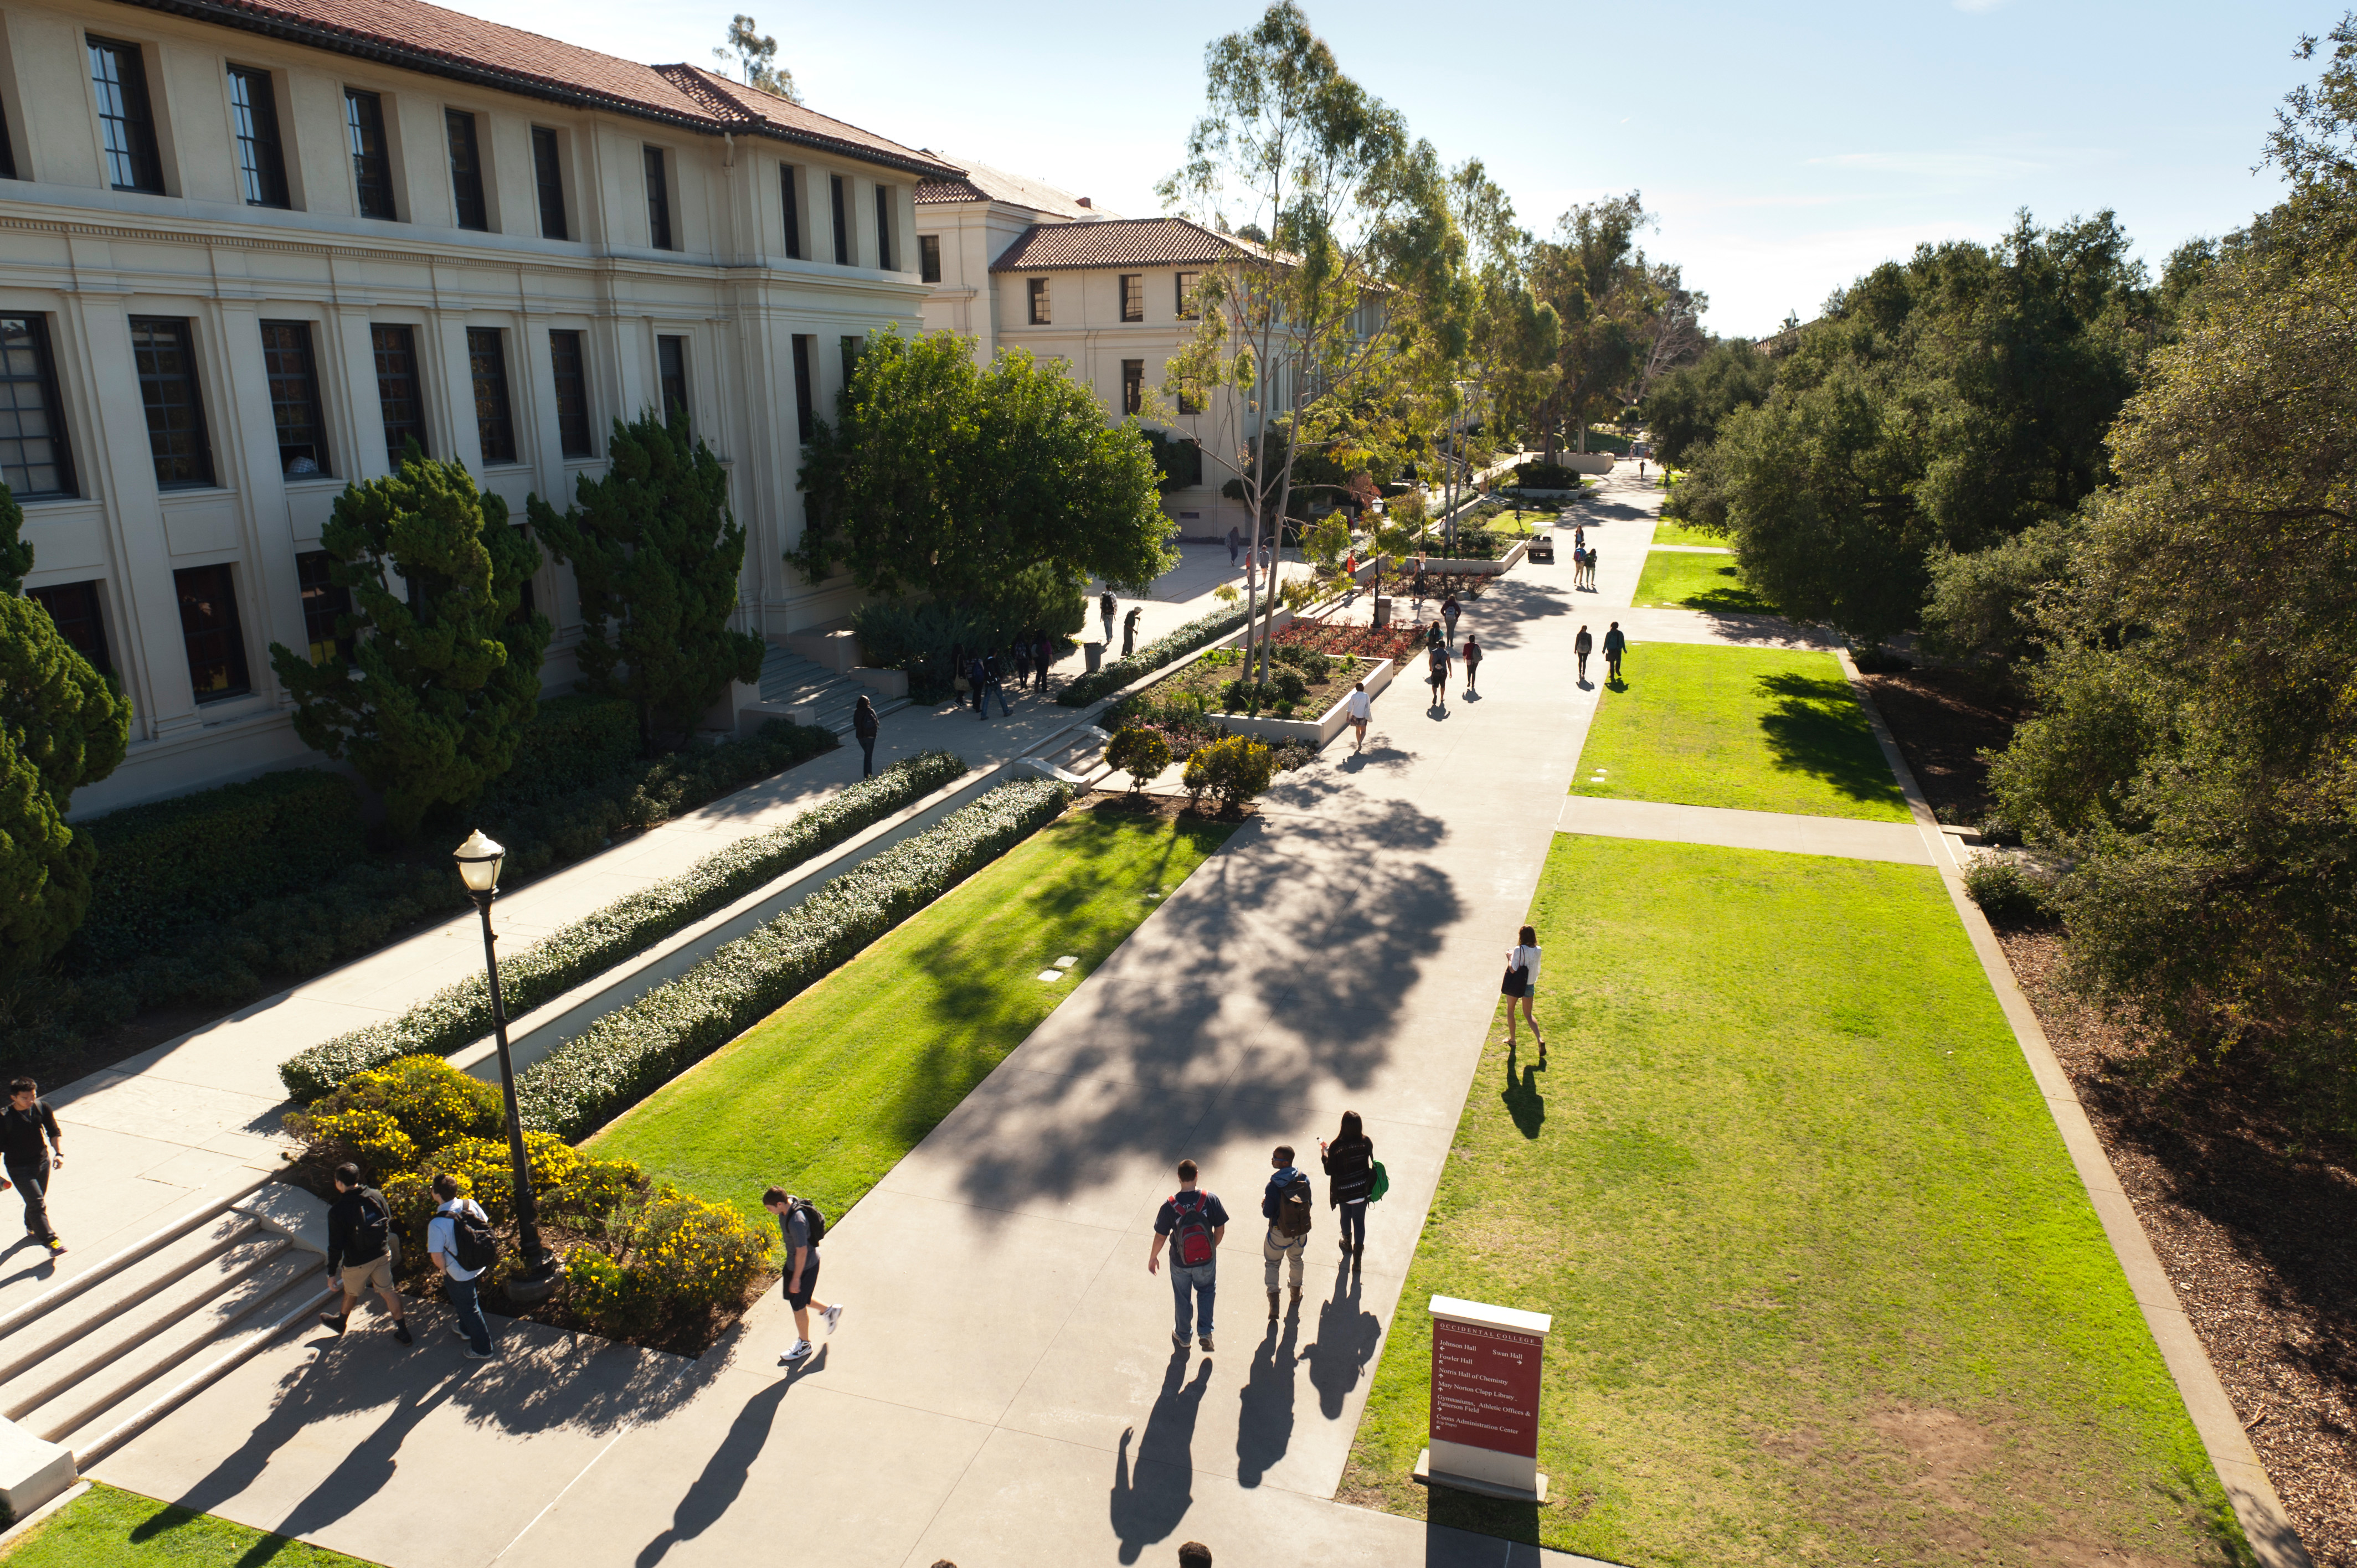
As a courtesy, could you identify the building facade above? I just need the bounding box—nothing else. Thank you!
[0,0,955,813]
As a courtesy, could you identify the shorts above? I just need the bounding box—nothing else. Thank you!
[784,1252,822,1310]
[339,1253,396,1298]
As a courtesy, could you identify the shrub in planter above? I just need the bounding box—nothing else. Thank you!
[285,1053,505,1180]
[416,1131,584,1226]
[1059,605,1248,706]
[1183,736,1277,813]
[1964,859,2051,925]
[1104,728,1172,793]
[563,1184,772,1341]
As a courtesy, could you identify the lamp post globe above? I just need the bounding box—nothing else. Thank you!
[452,828,558,1307]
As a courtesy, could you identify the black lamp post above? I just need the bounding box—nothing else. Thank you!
[453,829,558,1307]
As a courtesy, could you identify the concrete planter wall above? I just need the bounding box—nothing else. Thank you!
[1206,658,1396,747]
[1407,539,1530,578]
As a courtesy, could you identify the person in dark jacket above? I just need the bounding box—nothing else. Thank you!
[1033,630,1054,690]
[1260,1146,1313,1320]
[1011,639,1032,691]
[1319,1111,1375,1260]
[1,1077,64,1253]
[970,653,991,720]
[852,695,879,778]
[320,1161,412,1342]
[1100,591,1118,642]
[987,650,1012,716]
[1123,606,1142,659]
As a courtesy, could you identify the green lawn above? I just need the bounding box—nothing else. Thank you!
[586,805,1234,1220]
[0,1485,379,1567]
[1341,837,2238,1566]
[1570,642,1911,821]
[1651,518,1731,549]
[1632,549,1776,613]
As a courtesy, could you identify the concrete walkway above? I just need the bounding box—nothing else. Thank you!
[1556,795,1933,864]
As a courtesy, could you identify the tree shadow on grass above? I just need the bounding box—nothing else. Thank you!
[1754,670,1907,808]
[1672,568,1776,617]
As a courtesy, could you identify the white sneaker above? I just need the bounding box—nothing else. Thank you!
[822,1303,844,1336]
[781,1339,814,1364]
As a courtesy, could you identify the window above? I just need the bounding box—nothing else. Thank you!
[644,146,673,250]
[1176,382,1203,416]
[919,234,941,284]
[295,550,350,664]
[227,67,289,208]
[89,37,163,194]
[790,334,814,444]
[259,321,327,476]
[0,97,16,180]
[656,334,688,429]
[1159,437,1203,488]
[838,336,860,387]
[779,164,801,259]
[873,184,893,271]
[0,316,74,498]
[549,329,591,457]
[1121,275,1144,323]
[174,564,249,701]
[445,110,487,230]
[1028,277,1051,326]
[1176,271,1202,320]
[27,582,110,676]
[830,174,848,265]
[467,327,516,464]
[1121,359,1144,416]
[531,126,566,240]
[345,89,397,220]
[371,324,426,462]
[130,317,213,489]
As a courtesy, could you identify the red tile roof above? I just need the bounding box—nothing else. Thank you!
[989,217,1275,272]
[915,156,1108,219]
[126,0,959,176]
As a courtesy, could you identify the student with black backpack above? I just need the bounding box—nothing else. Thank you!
[1260,1146,1314,1322]
[764,1187,843,1366]
[428,1172,498,1361]
[1147,1158,1228,1353]
[321,1162,412,1344]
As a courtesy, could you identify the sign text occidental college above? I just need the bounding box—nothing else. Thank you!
[1414,1294,1551,1502]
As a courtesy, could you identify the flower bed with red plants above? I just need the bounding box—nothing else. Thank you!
[1276,621,1426,662]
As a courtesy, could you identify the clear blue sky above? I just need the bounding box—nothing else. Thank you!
[468,0,2326,337]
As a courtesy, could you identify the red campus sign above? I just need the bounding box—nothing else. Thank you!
[1429,1317,1543,1458]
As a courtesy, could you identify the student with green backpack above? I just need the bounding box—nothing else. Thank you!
[1320,1111,1380,1262]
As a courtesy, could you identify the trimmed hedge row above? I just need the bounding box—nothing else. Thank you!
[278,749,967,1102]
[514,776,1074,1140]
[1056,604,1249,707]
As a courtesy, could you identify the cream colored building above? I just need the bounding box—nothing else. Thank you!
[0,0,955,812]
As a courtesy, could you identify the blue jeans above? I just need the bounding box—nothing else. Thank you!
[1169,1261,1216,1340]
[445,1272,492,1355]
[1339,1200,1366,1254]
[7,1159,53,1242]
[993,682,1011,716]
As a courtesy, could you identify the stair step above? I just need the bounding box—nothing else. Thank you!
[0,1229,291,1421]
[18,1246,318,1446]
[0,1213,256,1388]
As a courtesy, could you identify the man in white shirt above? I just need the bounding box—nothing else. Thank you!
[1345,682,1372,752]
[427,1173,495,1360]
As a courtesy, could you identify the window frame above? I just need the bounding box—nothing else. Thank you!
[873,183,893,271]
[643,145,675,251]
[445,107,488,231]
[173,561,251,703]
[656,334,688,430]
[790,333,814,444]
[259,319,329,478]
[918,234,941,285]
[128,316,215,491]
[829,174,849,266]
[548,328,593,459]
[780,164,801,260]
[1028,276,1051,326]
[466,326,517,466]
[1176,270,1202,321]
[27,581,111,677]
[88,35,165,195]
[344,87,397,220]
[0,314,76,499]
[529,126,567,240]
[1120,275,1144,323]
[226,65,290,208]
[370,322,427,464]
[1121,358,1144,417]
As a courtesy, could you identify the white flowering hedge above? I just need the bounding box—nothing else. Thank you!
[279,752,969,1102]
[513,777,1074,1141]
[1057,604,1250,706]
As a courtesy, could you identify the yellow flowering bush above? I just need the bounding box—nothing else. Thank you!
[423,1132,581,1226]
[562,1184,773,1339]
[291,1108,415,1176]
[289,1053,502,1184]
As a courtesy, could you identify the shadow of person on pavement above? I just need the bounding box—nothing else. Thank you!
[1301,1263,1381,1420]
[0,1232,61,1293]
[1234,1309,1300,1487]
[1502,1044,1545,1141]
[634,1348,825,1566]
[1110,1350,1213,1564]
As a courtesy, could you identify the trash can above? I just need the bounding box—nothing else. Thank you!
[1373,596,1392,628]
[1084,641,1104,673]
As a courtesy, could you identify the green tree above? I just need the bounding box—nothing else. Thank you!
[1527,193,1653,459]
[529,410,764,750]
[0,591,131,978]
[792,328,1173,635]
[270,450,550,838]
[0,482,32,595]
[1641,336,1771,470]
[712,13,799,103]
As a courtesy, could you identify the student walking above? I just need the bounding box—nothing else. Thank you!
[1149,1158,1227,1352]
[1504,923,1546,1065]
[1588,545,1601,589]
[320,1162,412,1343]
[427,1174,495,1360]
[987,650,1012,716]
[1441,591,1461,645]
[969,653,991,720]
[1427,641,1451,710]
[1123,606,1142,659]
[1603,621,1627,681]
[1011,639,1032,692]
[1345,681,1372,752]
[852,695,880,778]
[1261,1147,1313,1321]
[1463,633,1483,695]
[765,1187,844,1365]
[1,1077,64,1254]
[1033,630,1054,691]
[1320,1112,1375,1260]
[1575,625,1594,685]
[1100,591,1118,643]
[1227,525,1243,568]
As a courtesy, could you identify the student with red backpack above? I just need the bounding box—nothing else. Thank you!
[765,1187,844,1366]
[1147,1158,1228,1353]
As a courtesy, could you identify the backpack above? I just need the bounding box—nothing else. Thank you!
[787,1196,827,1249]
[1275,1174,1313,1240]
[351,1187,392,1263]
[442,1203,500,1273]
[1169,1191,1216,1267]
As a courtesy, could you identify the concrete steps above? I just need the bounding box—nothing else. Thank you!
[757,647,908,736]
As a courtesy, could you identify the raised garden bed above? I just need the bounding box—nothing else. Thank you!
[1123,644,1395,749]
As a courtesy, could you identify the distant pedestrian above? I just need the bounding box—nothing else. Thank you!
[1441,592,1460,645]
[852,695,879,778]
[1,1077,64,1254]
[1427,642,1450,710]
[1227,525,1243,567]
[1463,633,1482,695]
[1424,619,1444,656]
[1101,591,1118,643]
[970,653,990,720]
[1587,545,1601,589]
[1319,1111,1375,1260]
[1575,625,1594,685]
[1033,629,1053,691]
[987,650,1011,716]
[1011,639,1032,690]
[1149,1158,1227,1353]
[427,1173,495,1360]
[1573,524,1584,551]
[1639,459,1648,480]
[765,1187,843,1365]
[1603,621,1627,681]
[320,1162,412,1344]
[1504,923,1546,1065]
[1345,681,1372,752]
[1262,1145,1313,1321]
[1123,606,1142,659]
